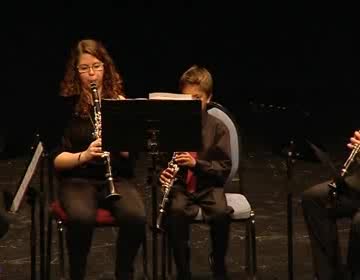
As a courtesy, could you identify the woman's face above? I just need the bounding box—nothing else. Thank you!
[77,53,104,93]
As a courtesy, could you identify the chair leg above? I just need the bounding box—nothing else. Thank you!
[57,220,66,280]
[45,214,53,280]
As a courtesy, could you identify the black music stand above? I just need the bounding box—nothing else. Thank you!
[7,134,47,280]
[101,99,202,280]
[282,140,297,280]
[281,139,323,280]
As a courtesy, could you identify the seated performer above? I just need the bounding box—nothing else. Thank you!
[159,65,234,280]
[52,38,146,280]
[301,130,360,280]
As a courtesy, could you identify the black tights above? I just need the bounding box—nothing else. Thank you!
[59,178,146,280]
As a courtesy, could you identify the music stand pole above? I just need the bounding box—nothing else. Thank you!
[39,150,46,280]
[28,187,37,280]
[285,140,296,280]
[8,135,46,280]
[147,129,160,280]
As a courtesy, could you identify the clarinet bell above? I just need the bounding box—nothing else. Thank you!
[105,192,121,201]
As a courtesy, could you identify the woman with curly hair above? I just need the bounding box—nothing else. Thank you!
[52,39,146,280]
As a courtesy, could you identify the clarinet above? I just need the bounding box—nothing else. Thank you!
[90,81,121,201]
[328,133,360,202]
[156,152,180,232]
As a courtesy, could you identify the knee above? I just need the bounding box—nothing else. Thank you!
[300,188,319,210]
[170,203,187,218]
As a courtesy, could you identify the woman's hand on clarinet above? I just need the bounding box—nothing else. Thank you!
[347,130,360,149]
[174,152,196,168]
[82,138,103,162]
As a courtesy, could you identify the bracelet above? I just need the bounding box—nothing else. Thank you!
[78,152,82,163]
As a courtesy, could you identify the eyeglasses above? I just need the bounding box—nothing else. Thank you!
[77,62,104,73]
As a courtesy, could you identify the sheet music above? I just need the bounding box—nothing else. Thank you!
[149,92,193,100]
[9,142,43,213]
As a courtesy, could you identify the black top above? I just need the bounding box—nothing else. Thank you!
[51,96,135,180]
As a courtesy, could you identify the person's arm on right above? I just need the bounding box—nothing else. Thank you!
[347,130,360,149]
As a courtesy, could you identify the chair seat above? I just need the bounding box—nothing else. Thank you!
[194,193,251,221]
[50,200,116,224]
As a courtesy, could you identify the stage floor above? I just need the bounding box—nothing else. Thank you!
[0,109,353,280]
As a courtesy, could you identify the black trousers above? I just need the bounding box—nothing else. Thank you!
[167,185,233,279]
[301,180,360,280]
[59,177,146,280]
[0,191,10,239]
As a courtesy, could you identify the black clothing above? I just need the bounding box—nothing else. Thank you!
[52,107,145,280]
[0,191,11,239]
[53,112,134,180]
[168,112,232,192]
[60,178,145,280]
[169,187,232,279]
[301,165,360,280]
[163,112,233,279]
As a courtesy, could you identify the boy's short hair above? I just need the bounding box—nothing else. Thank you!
[179,65,213,98]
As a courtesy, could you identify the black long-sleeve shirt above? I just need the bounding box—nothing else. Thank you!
[51,97,134,180]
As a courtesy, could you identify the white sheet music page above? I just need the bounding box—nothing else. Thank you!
[9,142,43,213]
[149,92,193,100]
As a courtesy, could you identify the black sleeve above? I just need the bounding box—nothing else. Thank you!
[194,121,232,186]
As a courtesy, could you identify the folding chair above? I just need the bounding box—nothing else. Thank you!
[162,101,257,279]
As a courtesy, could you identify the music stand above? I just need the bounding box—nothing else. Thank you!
[7,134,47,280]
[101,99,202,152]
[101,99,202,280]
[282,140,297,280]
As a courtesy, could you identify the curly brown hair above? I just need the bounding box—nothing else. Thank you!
[60,39,124,116]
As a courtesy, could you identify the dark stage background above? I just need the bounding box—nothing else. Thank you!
[1,1,359,159]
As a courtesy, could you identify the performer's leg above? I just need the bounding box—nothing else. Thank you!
[347,211,360,279]
[0,192,10,239]
[60,179,98,280]
[168,187,196,280]
[301,181,359,280]
[111,180,146,280]
[200,188,232,279]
